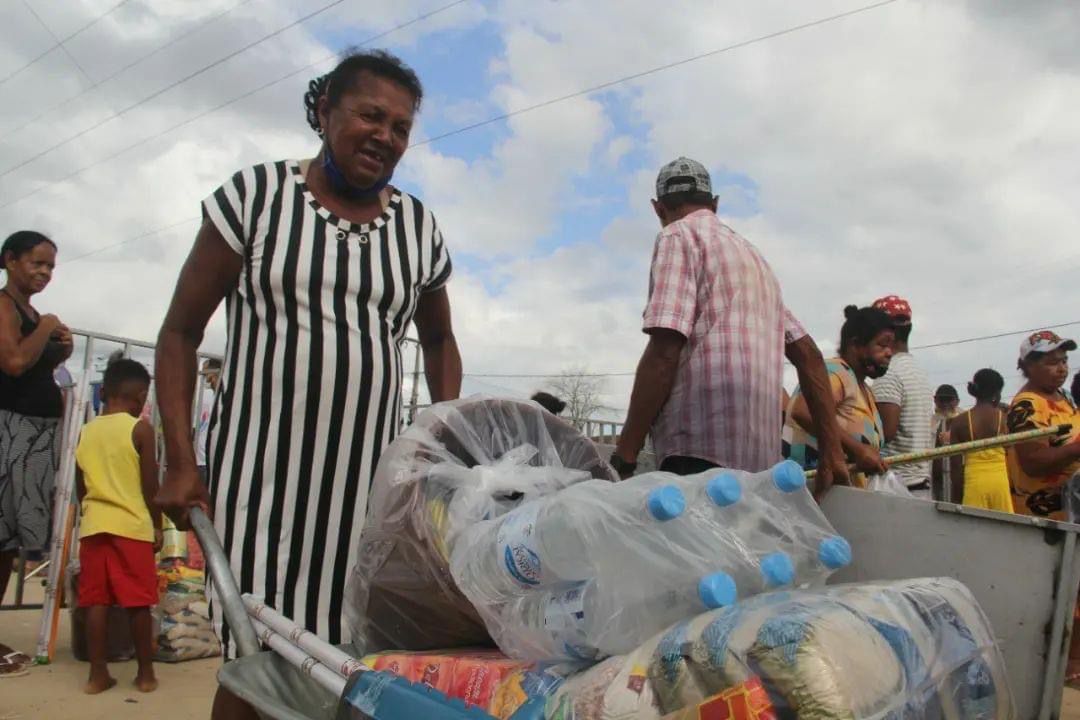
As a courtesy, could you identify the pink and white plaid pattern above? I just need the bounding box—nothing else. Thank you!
[643,210,806,472]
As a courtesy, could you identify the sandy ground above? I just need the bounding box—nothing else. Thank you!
[5,570,1080,720]
[1,579,218,720]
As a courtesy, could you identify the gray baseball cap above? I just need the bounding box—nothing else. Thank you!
[655,156,712,198]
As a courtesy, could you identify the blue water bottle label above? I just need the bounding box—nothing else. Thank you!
[497,504,544,587]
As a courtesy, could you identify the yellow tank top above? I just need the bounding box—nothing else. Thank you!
[964,411,1007,468]
[75,413,153,542]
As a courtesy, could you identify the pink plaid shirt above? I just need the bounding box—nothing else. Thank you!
[643,210,806,471]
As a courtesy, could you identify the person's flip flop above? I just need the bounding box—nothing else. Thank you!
[1066,671,1080,691]
[0,653,30,678]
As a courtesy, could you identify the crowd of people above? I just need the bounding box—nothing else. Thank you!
[1,46,1079,707]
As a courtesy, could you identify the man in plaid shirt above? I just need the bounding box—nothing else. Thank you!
[611,158,848,494]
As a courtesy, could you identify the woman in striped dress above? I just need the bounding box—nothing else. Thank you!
[154,50,461,718]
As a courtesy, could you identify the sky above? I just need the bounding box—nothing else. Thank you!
[1,0,1079,419]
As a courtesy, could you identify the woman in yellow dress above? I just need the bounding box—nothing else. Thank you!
[947,369,1013,512]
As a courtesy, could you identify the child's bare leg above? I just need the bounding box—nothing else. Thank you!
[128,606,157,692]
[84,606,117,694]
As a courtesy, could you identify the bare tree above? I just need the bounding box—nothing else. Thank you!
[545,366,608,431]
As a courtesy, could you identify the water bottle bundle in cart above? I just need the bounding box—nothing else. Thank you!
[190,397,1080,720]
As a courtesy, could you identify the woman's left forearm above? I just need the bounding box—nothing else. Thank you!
[423,335,462,403]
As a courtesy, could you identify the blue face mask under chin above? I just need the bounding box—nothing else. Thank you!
[321,145,392,200]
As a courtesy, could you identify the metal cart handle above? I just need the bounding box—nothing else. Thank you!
[190,507,262,658]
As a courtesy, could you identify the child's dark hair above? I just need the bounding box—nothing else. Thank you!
[2,230,56,269]
[531,391,567,415]
[968,368,1004,402]
[1071,372,1080,406]
[303,49,423,136]
[839,305,894,353]
[102,359,151,399]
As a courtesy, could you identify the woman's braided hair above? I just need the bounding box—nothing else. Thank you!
[303,49,423,136]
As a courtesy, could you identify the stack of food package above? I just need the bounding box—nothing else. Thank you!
[154,525,220,662]
[542,578,1013,720]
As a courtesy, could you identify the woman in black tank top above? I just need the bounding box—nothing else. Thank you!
[0,231,71,676]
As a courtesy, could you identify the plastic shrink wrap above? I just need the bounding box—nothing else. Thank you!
[543,577,1013,720]
[454,460,852,660]
[346,396,615,653]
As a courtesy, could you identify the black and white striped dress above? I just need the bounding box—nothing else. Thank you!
[201,160,452,657]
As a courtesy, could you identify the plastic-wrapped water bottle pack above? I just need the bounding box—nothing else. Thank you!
[450,460,853,661]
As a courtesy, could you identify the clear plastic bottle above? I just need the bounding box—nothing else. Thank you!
[500,571,739,660]
[450,479,688,605]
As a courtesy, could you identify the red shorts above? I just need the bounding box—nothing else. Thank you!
[78,533,158,608]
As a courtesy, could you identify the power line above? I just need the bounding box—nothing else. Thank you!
[22,0,96,85]
[911,320,1080,351]
[431,321,1080,379]
[2,0,255,139]
[0,0,132,87]
[0,0,350,180]
[0,0,471,212]
[412,0,901,148]
[64,216,201,264]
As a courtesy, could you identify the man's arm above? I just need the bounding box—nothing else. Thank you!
[614,329,686,474]
[879,403,901,442]
[786,335,851,496]
[412,287,462,403]
[154,220,242,529]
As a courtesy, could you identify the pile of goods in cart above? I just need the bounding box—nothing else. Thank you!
[332,397,1012,720]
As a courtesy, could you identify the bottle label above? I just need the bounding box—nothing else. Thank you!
[544,585,596,660]
[497,503,544,587]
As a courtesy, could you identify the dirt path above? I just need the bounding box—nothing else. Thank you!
[2,580,217,720]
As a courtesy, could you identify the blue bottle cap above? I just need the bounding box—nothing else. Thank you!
[647,485,686,521]
[772,460,807,493]
[698,572,738,609]
[706,473,742,507]
[761,552,795,587]
[818,536,853,569]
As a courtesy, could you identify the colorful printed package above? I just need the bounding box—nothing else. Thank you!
[360,649,566,719]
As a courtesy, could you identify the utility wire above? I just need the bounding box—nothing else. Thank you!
[63,216,201,264]
[0,0,471,212]
[2,0,255,139]
[416,321,1080,379]
[0,0,349,180]
[9,0,893,251]
[0,0,131,87]
[22,0,100,85]
[412,0,901,148]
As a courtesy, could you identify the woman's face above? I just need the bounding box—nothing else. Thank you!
[319,72,416,190]
[1024,349,1070,392]
[3,242,55,296]
[856,329,895,379]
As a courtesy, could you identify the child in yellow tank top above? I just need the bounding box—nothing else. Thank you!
[74,360,161,695]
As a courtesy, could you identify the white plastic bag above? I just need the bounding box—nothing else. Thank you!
[867,470,915,497]
[345,396,615,654]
